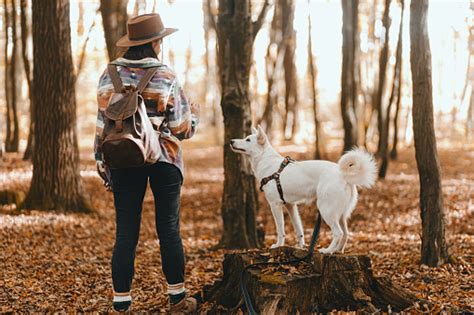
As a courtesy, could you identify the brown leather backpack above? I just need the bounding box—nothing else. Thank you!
[101,64,161,169]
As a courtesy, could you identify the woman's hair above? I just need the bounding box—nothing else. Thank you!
[122,42,159,60]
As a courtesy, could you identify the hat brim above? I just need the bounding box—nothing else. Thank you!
[116,28,178,47]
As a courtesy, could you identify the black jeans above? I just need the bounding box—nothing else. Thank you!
[110,162,184,293]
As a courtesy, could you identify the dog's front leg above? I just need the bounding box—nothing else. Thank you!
[287,204,305,248]
[269,202,285,248]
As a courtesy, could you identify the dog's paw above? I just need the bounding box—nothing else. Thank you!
[318,248,334,255]
[295,242,305,249]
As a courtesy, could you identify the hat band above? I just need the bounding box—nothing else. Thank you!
[129,29,167,41]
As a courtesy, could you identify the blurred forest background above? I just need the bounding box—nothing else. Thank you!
[1,0,473,152]
[0,0,472,313]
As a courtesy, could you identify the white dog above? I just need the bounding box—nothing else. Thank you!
[230,126,377,254]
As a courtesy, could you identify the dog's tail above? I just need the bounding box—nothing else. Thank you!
[338,148,377,188]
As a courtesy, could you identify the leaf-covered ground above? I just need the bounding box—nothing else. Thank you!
[0,146,473,313]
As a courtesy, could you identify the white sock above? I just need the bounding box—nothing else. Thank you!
[167,282,185,295]
[113,295,132,303]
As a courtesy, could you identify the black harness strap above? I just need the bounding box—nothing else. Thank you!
[259,156,295,204]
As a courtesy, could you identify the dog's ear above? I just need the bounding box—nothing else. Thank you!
[257,125,266,145]
[251,127,258,135]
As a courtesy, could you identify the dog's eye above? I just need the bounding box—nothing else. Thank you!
[246,139,251,142]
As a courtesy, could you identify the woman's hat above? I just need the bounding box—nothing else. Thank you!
[116,13,178,48]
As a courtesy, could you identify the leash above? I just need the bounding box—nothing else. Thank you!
[240,212,322,315]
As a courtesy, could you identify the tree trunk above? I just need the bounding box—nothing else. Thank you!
[204,0,221,144]
[375,0,392,155]
[203,0,212,125]
[22,0,91,212]
[259,37,277,136]
[215,0,269,249]
[4,0,11,153]
[468,89,474,142]
[379,0,404,178]
[4,0,20,153]
[389,66,403,161]
[307,4,323,160]
[203,247,424,313]
[410,0,449,266]
[78,1,85,36]
[281,0,298,141]
[183,43,192,92]
[100,0,127,61]
[361,0,378,148]
[21,0,34,160]
[258,2,282,139]
[390,0,405,160]
[465,1,474,142]
[340,0,359,152]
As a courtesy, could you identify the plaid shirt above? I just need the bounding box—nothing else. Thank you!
[95,57,198,177]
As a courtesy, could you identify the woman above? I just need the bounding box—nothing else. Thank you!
[94,13,199,313]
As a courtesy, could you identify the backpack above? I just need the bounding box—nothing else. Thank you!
[101,64,161,169]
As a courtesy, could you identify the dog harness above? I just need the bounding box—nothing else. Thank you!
[259,156,295,204]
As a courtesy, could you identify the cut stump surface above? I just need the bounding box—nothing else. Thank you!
[203,247,423,313]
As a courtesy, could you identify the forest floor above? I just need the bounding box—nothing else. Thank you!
[0,145,473,313]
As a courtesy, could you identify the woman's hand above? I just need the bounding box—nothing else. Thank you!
[190,102,200,118]
[97,161,112,191]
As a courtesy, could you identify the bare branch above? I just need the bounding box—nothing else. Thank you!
[252,0,270,39]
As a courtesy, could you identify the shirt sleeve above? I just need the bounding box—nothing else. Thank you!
[95,69,113,162]
[165,78,198,140]
[94,110,105,162]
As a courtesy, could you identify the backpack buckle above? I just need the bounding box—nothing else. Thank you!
[123,84,137,93]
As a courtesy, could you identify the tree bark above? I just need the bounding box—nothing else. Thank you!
[4,0,20,153]
[258,8,278,137]
[77,0,85,36]
[258,1,285,139]
[4,0,11,153]
[204,247,423,313]
[340,0,359,152]
[307,3,323,160]
[183,44,192,92]
[465,1,474,142]
[215,0,269,249]
[375,0,392,155]
[281,0,298,141]
[410,0,449,266]
[203,0,221,144]
[21,0,34,160]
[390,0,405,160]
[22,0,91,212]
[360,0,379,148]
[379,0,404,178]
[100,0,127,61]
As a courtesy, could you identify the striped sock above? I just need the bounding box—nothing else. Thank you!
[113,293,132,312]
[167,282,186,304]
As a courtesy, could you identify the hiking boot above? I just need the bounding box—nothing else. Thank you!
[112,300,131,312]
[169,296,197,314]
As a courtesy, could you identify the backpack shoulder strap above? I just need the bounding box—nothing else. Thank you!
[107,64,123,93]
[137,67,159,94]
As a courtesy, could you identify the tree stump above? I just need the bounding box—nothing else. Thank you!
[203,247,423,313]
[0,190,25,206]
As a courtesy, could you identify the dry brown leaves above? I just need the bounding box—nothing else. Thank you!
[0,146,472,313]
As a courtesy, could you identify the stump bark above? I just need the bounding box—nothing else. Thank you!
[0,190,25,206]
[203,247,422,313]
